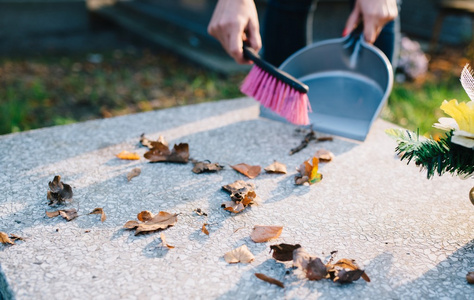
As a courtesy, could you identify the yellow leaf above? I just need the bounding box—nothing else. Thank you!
[116,151,140,160]
[309,157,323,184]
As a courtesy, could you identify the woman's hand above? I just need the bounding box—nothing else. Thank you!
[344,0,398,44]
[208,0,262,64]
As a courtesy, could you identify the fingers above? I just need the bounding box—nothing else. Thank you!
[343,5,360,37]
[207,0,260,65]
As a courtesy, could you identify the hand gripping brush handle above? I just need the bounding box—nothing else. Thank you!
[240,45,311,125]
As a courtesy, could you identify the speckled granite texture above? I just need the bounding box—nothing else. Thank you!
[0,98,473,299]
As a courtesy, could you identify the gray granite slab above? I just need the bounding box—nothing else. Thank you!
[0,97,473,299]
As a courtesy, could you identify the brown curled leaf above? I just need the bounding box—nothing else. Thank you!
[192,160,224,174]
[250,225,283,243]
[47,175,73,206]
[124,211,178,235]
[140,133,168,149]
[221,201,245,213]
[202,223,209,235]
[59,209,78,221]
[144,142,189,163]
[255,273,284,288]
[315,149,335,162]
[224,245,254,264]
[222,180,259,205]
[0,232,14,245]
[127,168,141,182]
[327,258,369,283]
[9,234,24,242]
[270,243,302,261]
[45,210,60,218]
[230,163,261,179]
[293,247,327,281]
[264,161,287,174]
[88,208,107,222]
[116,151,140,160]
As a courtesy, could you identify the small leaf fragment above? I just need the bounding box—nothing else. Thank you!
[270,243,301,261]
[202,223,209,235]
[467,271,474,284]
[250,225,283,243]
[224,244,255,264]
[88,208,107,222]
[9,234,24,242]
[0,232,14,245]
[264,161,287,174]
[192,159,224,174]
[160,233,175,249]
[47,175,73,206]
[116,151,140,160]
[255,273,284,288]
[315,149,335,162]
[127,168,141,181]
[193,208,207,216]
[46,210,60,218]
[231,163,261,179]
[124,211,178,235]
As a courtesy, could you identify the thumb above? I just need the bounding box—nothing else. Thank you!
[343,5,361,37]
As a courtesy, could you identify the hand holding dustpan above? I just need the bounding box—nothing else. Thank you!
[260,25,393,141]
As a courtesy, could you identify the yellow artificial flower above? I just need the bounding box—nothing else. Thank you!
[440,99,474,133]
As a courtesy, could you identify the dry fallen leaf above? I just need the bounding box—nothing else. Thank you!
[192,159,224,174]
[221,180,259,213]
[221,201,246,213]
[47,175,73,206]
[140,133,169,149]
[88,208,107,222]
[46,209,78,221]
[160,232,175,249]
[467,271,474,284]
[315,149,335,163]
[295,157,322,185]
[264,161,287,174]
[255,273,284,288]
[224,244,255,264]
[124,211,178,235]
[116,150,140,160]
[251,225,283,243]
[127,168,141,181]
[0,232,14,245]
[9,234,24,242]
[293,247,328,281]
[231,163,261,179]
[327,258,370,283]
[202,223,209,235]
[144,140,189,163]
[270,243,301,261]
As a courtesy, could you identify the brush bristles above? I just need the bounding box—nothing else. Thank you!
[240,65,311,125]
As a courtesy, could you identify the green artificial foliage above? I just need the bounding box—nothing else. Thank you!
[386,128,474,179]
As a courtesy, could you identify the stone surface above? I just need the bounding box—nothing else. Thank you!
[0,97,473,299]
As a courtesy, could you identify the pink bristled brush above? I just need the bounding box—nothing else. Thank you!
[240,45,311,125]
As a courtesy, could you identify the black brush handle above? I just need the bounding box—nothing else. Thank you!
[243,45,309,93]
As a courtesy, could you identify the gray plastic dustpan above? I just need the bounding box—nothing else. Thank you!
[260,35,393,141]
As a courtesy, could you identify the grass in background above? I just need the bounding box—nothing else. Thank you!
[0,46,472,136]
[0,48,245,134]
